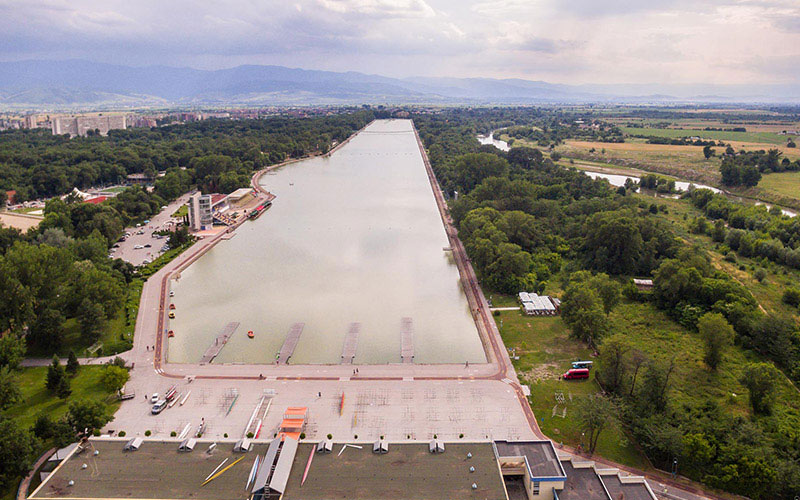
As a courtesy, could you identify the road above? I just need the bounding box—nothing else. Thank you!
[102,121,722,500]
[112,193,193,266]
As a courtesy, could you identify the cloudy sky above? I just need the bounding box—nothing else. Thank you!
[1,0,798,85]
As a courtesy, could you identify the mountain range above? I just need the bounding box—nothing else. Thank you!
[1,60,799,110]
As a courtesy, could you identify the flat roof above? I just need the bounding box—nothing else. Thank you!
[30,440,267,500]
[600,474,656,500]
[558,461,610,500]
[494,441,565,479]
[281,442,507,500]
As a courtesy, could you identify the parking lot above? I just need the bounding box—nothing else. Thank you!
[111,193,193,266]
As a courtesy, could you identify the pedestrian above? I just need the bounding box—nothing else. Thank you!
[356,368,359,374]
[145,394,148,401]
[465,361,469,368]
[318,392,321,398]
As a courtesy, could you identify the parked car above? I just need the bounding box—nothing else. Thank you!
[151,400,167,414]
[562,368,590,380]
[571,361,593,370]
[144,244,151,248]
[150,393,159,403]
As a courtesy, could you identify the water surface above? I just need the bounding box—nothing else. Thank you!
[168,120,485,364]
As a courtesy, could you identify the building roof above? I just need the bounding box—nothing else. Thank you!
[633,279,653,286]
[30,439,268,500]
[558,460,611,500]
[599,473,657,500]
[494,441,565,479]
[210,194,227,206]
[281,442,506,500]
[83,196,107,205]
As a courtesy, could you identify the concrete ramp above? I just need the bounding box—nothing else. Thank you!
[200,322,240,364]
[401,317,414,363]
[341,322,360,364]
[276,323,305,364]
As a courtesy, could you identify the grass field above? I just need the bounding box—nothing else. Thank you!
[2,366,120,429]
[171,204,188,218]
[494,307,649,468]
[621,126,795,145]
[758,171,800,199]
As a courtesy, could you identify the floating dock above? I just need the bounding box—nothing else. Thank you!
[401,317,414,363]
[200,322,240,364]
[341,322,360,364]
[276,323,305,364]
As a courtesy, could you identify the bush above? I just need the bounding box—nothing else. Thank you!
[170,431,176,437]
[354,434,358,439]
[92,429,101,436]
[493,310,500,316]
[327,433,332,440]
[118,431,125,437]
[224,433,228,438]
[145,430,151,436]
[299,433,305,439]
[753,269,766,282]
[459,433,464,439]
[782,287,800,307]
[247,432,254,438]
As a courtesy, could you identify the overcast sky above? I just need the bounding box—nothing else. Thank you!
[1,0,798,85]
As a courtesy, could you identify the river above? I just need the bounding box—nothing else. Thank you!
[476,133,796,217]
[167,119,486,364]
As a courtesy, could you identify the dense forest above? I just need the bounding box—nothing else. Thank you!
[414,108,800,499]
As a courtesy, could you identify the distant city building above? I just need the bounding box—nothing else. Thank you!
[188,192,214,231]
[126,173,154,185]
[52,115,126,137]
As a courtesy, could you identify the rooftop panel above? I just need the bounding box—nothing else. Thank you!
[281,442,506,500]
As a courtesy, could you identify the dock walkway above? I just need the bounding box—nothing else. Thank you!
[200,322,240,364]
[276,323,305,364]
[401,317,414,363]
[341,323,360,364]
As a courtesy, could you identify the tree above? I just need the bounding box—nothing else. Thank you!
[575,394,617,454]
[45,355,65,393]
[637,359,675,415]
[0,367,21,410]
[740,363,778,414]
[452,152,509,193]
[561,284,609,349]
[56,375,72,399]
[0,333,26,369]
[596,334,629,395]
[0,417,38,489]
[29,308,65,352]
[582,212,643,275]
[78,298,106,344]
[703,145,715,159]
[697,312,734,370]
[782,288,800,307]
[101,365,129,393]
[589,274,621,315]
[66,350,80,376]
[66,399,113,435]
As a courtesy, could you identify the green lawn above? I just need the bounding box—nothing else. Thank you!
[621,126,793,145]
[171,204,188,218]
[2,366,120,429]
[758,171,800,200]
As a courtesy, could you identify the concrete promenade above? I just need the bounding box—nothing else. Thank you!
[104,120,719,500]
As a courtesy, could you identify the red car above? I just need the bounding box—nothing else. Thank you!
[562,368,590,380]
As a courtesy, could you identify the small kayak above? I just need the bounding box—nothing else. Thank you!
[169,312,175,319]
[248,331,254,339]
[168,330,175,338]
[169,304,176,310]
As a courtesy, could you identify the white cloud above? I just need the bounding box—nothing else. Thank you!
[0,0,797,84]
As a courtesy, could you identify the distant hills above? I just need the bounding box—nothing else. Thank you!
[1,59,799,110]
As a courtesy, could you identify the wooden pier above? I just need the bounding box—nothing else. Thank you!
[276,323,305,364]
[341,322,360,364]
[401,317,414,363]
[200,322,240,364]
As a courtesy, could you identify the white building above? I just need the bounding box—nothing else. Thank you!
[52,115,126,137]
[188,193,213,231]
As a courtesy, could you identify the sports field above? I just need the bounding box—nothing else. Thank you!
[621,126,794,145]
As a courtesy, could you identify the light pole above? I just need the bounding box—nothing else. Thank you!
[671,458,678,478]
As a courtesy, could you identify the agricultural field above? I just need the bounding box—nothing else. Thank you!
[758,171,800,200]
[620,126,795,145]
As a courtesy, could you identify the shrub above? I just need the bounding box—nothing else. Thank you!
[754,269,766,282]
[327,433,332,440]
[170,431,177,437]
[247,432,254,438]
[224,433,228,438]
[299,433,306,439]
[782,288,800,307]
[118,431,126,437]
[459,433,464,438]
[92,429,101,436]
[493,310,500,316]
[145,430,151,436]
[354,434,358,439]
